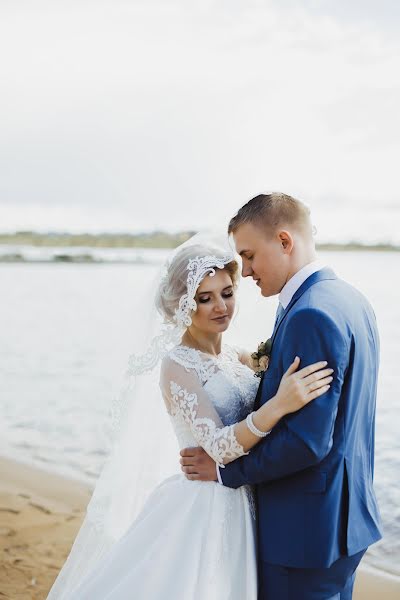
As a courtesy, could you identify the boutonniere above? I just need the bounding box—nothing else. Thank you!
[251,338,272,378]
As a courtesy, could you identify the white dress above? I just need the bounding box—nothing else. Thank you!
[71,344,259,600]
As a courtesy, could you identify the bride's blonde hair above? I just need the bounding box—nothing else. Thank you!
[156,244,239,324]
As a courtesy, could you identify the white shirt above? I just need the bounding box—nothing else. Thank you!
[216,259,325,484]
[278,259,324,309]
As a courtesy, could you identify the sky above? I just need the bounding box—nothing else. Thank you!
[1,0,400,243]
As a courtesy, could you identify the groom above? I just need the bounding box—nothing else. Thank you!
[180,193,382,599]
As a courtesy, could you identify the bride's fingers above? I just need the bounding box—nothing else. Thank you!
[296,361,328,378]
[307,376,333,392]
[284,356,301,376]
[303,368,334,385]
[307,384,331,401]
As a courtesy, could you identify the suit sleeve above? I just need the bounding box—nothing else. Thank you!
[220,307,349,488]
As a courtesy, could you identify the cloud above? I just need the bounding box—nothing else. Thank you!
[0,1,399,240]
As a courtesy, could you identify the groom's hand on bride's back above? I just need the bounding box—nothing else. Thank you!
[180,447,218,482]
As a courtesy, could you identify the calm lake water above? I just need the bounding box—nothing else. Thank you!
[0,250,398,575]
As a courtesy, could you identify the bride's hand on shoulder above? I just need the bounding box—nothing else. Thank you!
[236,348,254,370]
[273,357,334,417]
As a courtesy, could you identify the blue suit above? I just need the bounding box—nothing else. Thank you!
[221,268,382,599]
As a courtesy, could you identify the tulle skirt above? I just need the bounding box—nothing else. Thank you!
[71,474,257,599]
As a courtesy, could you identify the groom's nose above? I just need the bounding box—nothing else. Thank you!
[242,263,253,277]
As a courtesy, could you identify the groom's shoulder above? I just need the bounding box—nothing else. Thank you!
[307,272,369,305]
[294,275,374,326]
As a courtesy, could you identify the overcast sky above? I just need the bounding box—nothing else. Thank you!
[1,0,399,243]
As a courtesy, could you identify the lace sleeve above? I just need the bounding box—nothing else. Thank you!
[160,355,249,466]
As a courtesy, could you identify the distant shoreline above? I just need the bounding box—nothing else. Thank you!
[0,244,399,264]
[0,231,399,259]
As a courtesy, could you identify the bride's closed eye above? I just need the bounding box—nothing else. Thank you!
[198,291,234,304]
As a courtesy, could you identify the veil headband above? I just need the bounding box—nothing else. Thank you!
[126,245,235,377]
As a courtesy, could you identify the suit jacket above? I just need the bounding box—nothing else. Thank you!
[221,268,382,568]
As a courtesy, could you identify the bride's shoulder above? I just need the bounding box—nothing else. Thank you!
[162,345,203,371]
[161,345,218,386]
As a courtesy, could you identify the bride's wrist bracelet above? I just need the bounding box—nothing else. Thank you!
[246,412,271,438]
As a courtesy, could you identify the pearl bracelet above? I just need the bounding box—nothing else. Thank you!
[246,412,271,438]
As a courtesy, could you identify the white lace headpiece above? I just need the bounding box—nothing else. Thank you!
[127,251,235,377]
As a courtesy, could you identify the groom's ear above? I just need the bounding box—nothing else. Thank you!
[278,230,294,253]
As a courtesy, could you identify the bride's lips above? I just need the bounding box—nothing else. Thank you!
[212,315,229,321]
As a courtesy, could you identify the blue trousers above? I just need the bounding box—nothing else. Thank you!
[258,550,366,600]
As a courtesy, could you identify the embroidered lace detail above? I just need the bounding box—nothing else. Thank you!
[169,381,247,465]
[168,345,218,384]
[168,344,257,415]
[211,345,258,411]
[160,343,258,519]
[125,252,234,379]
[126,324,182,377]
[173,254,234,329]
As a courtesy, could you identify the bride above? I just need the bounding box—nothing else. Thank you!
[47,235,332,599]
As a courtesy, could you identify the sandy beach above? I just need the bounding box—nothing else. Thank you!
[0,456,399,600]
[0,457,91,599]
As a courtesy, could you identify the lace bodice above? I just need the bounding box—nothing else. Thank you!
[159,344,259,466]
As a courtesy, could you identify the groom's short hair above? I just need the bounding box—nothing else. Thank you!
[228,193,312,237]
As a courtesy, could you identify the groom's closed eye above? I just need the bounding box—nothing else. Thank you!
[241,253,253,262]
[239,250,253,258]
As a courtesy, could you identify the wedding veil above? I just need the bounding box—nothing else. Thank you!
[47,232,237,599]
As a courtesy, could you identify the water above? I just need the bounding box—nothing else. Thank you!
[0,250,399,575]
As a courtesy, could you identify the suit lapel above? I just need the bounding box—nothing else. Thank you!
[254,267,338,407]
[270,267,337,346]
